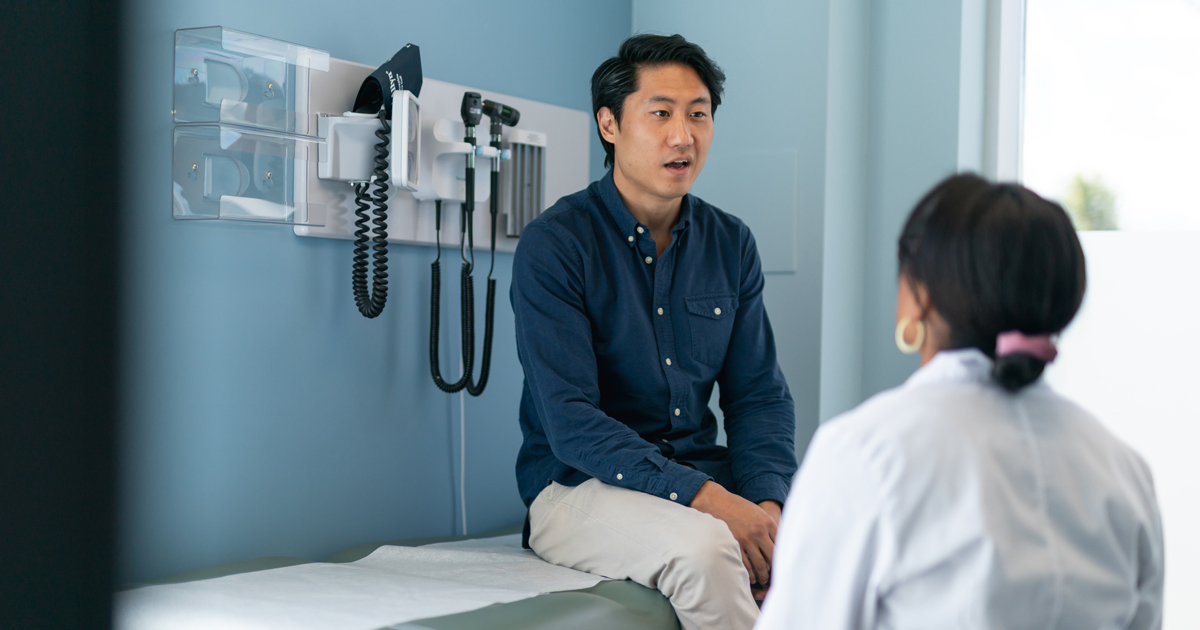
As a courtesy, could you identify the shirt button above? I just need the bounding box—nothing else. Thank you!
[669,492,679,501]
[714,307,722,316]
[674,408,681,416]
[657,307,664,315]
[661,438,669,443]
[665,358,672,366]
[637,226,645,234]
[645,256,653,264]
[616,473,623,480]
[627,235,634,243]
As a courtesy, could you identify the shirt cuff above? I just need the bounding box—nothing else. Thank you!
[660,462,712,507]
[738,472,791,506]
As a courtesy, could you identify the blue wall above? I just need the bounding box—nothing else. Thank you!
[117,0,630,583]
[859,0,982,398]
[819,0,871,421]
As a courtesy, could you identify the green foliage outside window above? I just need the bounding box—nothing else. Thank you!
[1063,174,1119,231]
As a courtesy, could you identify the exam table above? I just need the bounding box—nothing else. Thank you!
[116,525,680,630]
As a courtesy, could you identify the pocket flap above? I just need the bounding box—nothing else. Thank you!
[686,294,738,320]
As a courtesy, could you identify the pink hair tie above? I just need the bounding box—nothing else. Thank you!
[996,331,1058,363]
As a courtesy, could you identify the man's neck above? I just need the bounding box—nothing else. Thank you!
[612,166,682,237]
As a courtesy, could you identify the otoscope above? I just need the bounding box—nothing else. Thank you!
[462,98,520,396]
[428,93,519,396]
[429,92,483,393]
[482,98,519,276]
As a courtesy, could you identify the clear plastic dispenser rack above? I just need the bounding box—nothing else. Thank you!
[171,26,331,226]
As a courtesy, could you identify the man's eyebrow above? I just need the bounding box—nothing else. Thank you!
[646,95,712,106]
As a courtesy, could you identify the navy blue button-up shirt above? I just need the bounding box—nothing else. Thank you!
[510,170,797,509]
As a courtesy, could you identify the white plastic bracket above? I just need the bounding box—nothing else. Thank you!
[317,112,380,183]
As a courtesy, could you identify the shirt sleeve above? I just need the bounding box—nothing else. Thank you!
[511,220,712,505]
[718,226,797,505]
[1127,455,1164,630]
[756,422,887,630]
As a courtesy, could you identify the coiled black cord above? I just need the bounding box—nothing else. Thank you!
[428,138,496,396]
[351,108,390,319]
[465,275,495,396]
[430,200,474,393]
[465,168,500,396]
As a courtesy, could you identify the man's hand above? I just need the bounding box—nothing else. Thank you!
[759,500,782,524]
[751,501,782,601]
[690,481,778,597]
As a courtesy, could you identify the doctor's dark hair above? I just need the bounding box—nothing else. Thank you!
[898,173,1087,392]
[591,34,725,169]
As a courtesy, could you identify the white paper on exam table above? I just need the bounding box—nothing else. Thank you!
[113,534,610,630]
[354,534,610,593]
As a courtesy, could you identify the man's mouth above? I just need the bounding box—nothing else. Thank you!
[665,158,690,173]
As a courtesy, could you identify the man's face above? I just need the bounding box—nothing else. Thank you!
[599,63,714,203]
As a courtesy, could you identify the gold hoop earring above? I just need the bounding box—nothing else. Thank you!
[895,318,925,355]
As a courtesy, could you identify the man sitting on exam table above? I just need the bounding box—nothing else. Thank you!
[509,34,796,630]
[756,174,1165,630]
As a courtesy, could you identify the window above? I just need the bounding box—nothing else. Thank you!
[1023,0,1200,231]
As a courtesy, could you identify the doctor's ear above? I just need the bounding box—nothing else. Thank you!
[898,273,934,320]
[597,107,620,144]
[910,279,933,318]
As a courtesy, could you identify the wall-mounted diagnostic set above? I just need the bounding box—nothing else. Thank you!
[170,26,589,395]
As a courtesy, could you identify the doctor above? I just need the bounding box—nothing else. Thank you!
[757,174,1164,629]
[510,34,796,630]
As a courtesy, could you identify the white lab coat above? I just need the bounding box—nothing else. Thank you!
[757,349,1163,630]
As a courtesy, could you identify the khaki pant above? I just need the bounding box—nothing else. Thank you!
[528,479,760,630]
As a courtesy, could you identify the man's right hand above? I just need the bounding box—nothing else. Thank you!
[689,480,777,593]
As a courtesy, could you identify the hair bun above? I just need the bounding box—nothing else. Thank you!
[992,353,1047,392]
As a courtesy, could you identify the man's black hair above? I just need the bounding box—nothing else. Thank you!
[898,173,1087,392]
[591,34,726,169]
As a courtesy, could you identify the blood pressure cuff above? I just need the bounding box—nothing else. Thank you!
[353,43,423,116]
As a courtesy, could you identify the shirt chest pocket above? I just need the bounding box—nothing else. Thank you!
[686,294,738,367]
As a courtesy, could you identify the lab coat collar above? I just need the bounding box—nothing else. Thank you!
[903,348,996,389]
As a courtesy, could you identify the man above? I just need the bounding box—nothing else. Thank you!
[510,34,796,630]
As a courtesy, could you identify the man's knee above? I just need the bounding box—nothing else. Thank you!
[665,516,744,580]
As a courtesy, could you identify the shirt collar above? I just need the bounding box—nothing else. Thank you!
[903,348,996,389]
[597,169,693,249]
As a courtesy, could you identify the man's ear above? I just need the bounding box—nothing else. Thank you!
[597,106,619,144]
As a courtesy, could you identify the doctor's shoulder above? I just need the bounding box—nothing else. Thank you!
[1026,385,1159,493]
[819,379,970,439]
[804,385,930,463]
[804,379,995,482]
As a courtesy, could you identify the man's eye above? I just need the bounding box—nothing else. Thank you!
[652,110,669,117]
[691,112,708,119]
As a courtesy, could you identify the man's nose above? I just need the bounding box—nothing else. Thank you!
[666,115,693,148]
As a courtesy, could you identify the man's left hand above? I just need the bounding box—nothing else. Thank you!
[749,501,782,602]
[758,500,782,524]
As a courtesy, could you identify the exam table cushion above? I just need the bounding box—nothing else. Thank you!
[125,525,679,630]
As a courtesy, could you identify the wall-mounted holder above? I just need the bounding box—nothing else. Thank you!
[317,89,422,191]
[172,125,325,225]
[295,58,589,253]
[501,128,548,237]
[170,27,591,242]
[411,118,495,203]
[172,26,331,225]
[173,26,329,135]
